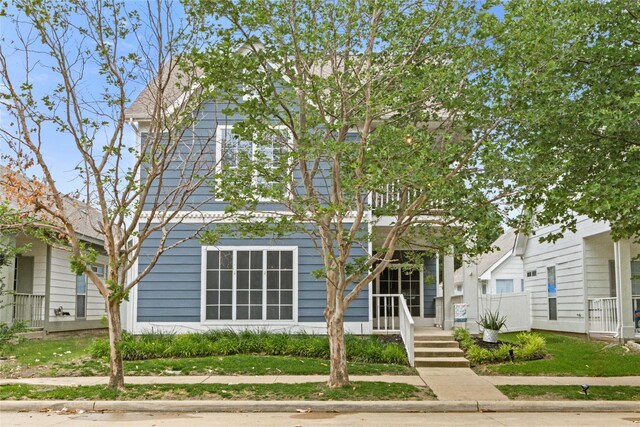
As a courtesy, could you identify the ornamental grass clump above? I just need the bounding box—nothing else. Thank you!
[89,330,408,365]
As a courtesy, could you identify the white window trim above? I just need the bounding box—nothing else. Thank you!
[200,245,299,324]
[215,124,292,202]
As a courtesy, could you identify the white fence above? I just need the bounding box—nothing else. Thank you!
[372,293,415,367]
[479,292,531,332]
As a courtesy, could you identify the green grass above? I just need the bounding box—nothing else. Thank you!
[498,385,640,401]
[0,382,434,401]
[0,335,100,368]
[479,331,640,376]
[57,354,414,376]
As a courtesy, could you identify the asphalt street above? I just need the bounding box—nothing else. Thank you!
[2,411,640,427]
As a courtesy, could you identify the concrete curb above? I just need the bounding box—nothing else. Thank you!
[1,400,639,413]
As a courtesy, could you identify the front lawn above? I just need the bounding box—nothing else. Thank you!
[498,385,640,401]
[0,332,414,378]
[478,331,640,376]
[0,381,434,401]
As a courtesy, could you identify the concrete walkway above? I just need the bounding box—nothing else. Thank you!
[0,375,425,386]
[417,368,509,401]
[2,374,639,395]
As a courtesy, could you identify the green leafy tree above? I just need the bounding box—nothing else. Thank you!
[494,0,640,241]
[186,0,567,386]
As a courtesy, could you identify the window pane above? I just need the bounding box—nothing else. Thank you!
[250,306,262,320]
[237,251,250,270]
[280,306,292,320]
[220,290,233,305]
[206,306,218,320]
[496,279,514,294]
[76,295,86,318]
[236,306,248,320]
[281,271,293,290]
[220,305,232,320]
[220,251,233,269]
[206,290,219,305]
[251,251,263,269]
[547,266,556,296]
[237,271,249,290]
[281,291,293,305]
[220,271,233,289]
[207,251,219,269]
[237,290,248,304]
[76,275,86,294]
[267,290,279,305]
[280,251,293,269]
[250,271,262,289]
[549,298,557,320]
[206,272,219,290]
[267,271,279,290]
[267,306,279,320]
[250,290,262,304]
[267,251,279,269]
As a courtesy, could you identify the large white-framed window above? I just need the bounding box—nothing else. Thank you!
[215,125,289,199]
[201,246,298,322]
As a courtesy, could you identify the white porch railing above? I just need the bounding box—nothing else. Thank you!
[14,293,45,328]
[372,293,415,367]
[371,183,421,210]
[588,297,618,334]
[398,296,415,367]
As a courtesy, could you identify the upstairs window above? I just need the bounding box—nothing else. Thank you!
[216,126,288,197]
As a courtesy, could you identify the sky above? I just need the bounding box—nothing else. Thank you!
[0,1,159,195]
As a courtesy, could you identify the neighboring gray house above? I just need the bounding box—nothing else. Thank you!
[0,189,108,333]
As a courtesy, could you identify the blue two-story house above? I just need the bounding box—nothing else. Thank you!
[122,71,455,343]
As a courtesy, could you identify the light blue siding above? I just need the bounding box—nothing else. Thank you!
[136,223,369,323]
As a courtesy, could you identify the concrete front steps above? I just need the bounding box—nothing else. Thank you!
[413,328,470,368]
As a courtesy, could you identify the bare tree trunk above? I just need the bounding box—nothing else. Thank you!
[326,307,349,387]
[106,299,125,389]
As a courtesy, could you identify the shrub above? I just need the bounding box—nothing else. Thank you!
[453,327,474,351]
[89,330,409,365]
[466,345,494,364]
[514,332,547,360]
[0,321,27,353]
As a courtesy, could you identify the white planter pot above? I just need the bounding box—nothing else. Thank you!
[482,329,499,343]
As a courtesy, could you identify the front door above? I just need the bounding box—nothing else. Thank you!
[376,264,423,318]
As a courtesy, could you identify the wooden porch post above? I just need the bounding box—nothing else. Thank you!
[462,254,479,334]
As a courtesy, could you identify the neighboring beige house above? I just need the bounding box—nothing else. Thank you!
[0,191,108,333]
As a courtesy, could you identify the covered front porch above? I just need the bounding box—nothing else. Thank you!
[584,233,640,340]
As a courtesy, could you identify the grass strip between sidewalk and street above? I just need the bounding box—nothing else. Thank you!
[0,381,434,401]
[497,385,640,401]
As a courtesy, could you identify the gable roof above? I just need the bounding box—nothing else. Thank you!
[0,167,103,244]
[454,229,517,284]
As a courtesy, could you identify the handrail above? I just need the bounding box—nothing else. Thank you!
[587,297,618,335]
[398,295,415,367]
